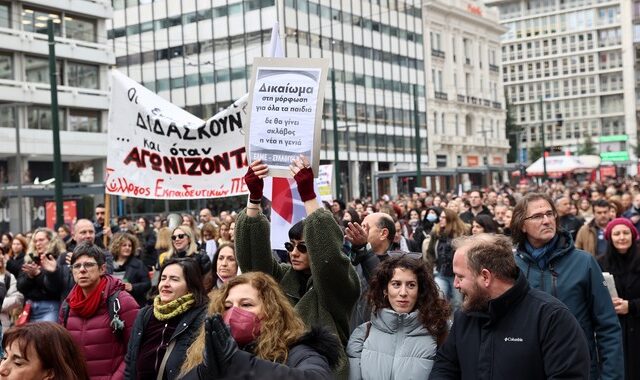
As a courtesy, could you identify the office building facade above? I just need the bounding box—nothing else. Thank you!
[487,0,637,170]
[424,0,509,190]
[108,0,427,199]
[0,0,114,232]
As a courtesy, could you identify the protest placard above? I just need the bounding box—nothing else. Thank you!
[106,70,249,199]
[245,57,328,178]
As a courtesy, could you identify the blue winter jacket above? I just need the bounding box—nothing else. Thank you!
[515,231,623,380]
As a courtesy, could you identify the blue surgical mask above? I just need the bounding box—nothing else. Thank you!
[426,214,438,222]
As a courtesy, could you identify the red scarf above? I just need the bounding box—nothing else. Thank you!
[67,277,108,318]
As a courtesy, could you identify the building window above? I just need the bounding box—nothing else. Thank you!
[69,110,100,132]
[21,7,96,42]
[0,53,12,80]
[65,15,97,42]
[22,8,62,36]
[27,106,65,130]
[0,106,14,129]
[0,2,9,28]
[67,62,98,89]
[25,56,63,85]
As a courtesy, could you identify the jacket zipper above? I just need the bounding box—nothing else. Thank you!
[155,323,169,373]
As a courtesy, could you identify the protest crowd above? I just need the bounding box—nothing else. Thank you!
[0,160,638,380]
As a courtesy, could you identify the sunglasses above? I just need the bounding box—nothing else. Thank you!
[171,234,187,241]
[284,242,307,253]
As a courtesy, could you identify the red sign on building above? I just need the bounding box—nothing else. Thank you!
[45,200,78,230]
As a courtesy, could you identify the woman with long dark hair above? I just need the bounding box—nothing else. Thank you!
[599,218,640,380]
[426,209,468,309]
[347,256,450,379]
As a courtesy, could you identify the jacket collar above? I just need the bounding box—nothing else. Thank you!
[516,230,573,267]
[372,308,424,334]
[467,269,529,324]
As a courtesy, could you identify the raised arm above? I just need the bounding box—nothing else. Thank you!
[235,160,287,281]
[290,156,360,344]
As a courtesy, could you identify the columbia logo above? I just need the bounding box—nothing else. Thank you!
[504,337,524,342]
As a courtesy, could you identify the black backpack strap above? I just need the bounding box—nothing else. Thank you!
[4,273,9,291]
[61,300,70,327]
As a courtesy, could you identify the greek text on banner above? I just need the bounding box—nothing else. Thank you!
[106,70,249,199]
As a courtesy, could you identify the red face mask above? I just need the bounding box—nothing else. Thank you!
[223,307,261,346]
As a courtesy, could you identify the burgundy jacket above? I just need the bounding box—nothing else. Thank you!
[60,274,139,380]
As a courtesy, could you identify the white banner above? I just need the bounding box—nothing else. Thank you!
[106,70,249,199]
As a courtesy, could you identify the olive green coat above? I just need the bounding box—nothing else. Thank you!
[235,208,360,377]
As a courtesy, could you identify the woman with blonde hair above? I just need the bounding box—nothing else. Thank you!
[16,228,66,322]
[181,272,340,379]
[158,226,210,275]
[426,208,468,310]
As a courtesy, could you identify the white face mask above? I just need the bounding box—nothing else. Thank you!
[634,202,640,209]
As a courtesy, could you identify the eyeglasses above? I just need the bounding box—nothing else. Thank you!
[388,251,422,260]
[284,242,307,253]
[172,234,186,241]
[71,262,98,271]
[524,210,556,222]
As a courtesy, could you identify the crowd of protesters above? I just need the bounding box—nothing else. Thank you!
[0,167,637,379]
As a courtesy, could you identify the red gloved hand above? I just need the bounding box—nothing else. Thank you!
[244,166,263,202]
[294,167,316,202]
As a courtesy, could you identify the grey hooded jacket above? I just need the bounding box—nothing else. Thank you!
[347,308,437,380]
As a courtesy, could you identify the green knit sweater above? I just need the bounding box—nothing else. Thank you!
[235,207,360,376]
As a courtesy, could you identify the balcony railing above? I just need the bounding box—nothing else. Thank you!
[492,101,502,109]
[489,64,499,72]
[435,91,448,100]
[457,94,465,102]
[431,49,445,59]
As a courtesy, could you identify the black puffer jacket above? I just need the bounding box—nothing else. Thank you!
[430,271,590,380]
[124,304,206,380]
[183,327,341,380]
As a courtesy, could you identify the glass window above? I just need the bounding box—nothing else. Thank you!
[65,15,96,42]
[0,106,14,129]
[67,62,98,89]
[69,109,100,132]
[25,56,63,84]
[27,106,65,130]
[22,8,62,36]
[0,53,12,80]
[0,2,9,28]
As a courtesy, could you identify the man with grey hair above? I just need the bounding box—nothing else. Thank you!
[430,233,589,380]
[511,193,622,380]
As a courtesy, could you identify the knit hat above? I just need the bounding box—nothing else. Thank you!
[604,218,639,241]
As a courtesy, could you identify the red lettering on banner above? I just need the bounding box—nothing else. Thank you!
[122,147,248,176]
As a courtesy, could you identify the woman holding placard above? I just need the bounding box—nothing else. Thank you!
[235,155,360,377]
[599,217,640,380]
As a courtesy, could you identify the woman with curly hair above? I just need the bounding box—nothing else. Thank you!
[346,256,450,379]
[180,272,341,379]
[110,232,151,307]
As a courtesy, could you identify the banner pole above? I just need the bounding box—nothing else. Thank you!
[103,194,110,247]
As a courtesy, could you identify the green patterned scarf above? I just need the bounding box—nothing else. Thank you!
[153,293,195,321]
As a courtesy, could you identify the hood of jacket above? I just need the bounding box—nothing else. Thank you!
[102,273,126,298]
[291,326,342,370]
[516,230,574,268]
[371,308,426,336]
